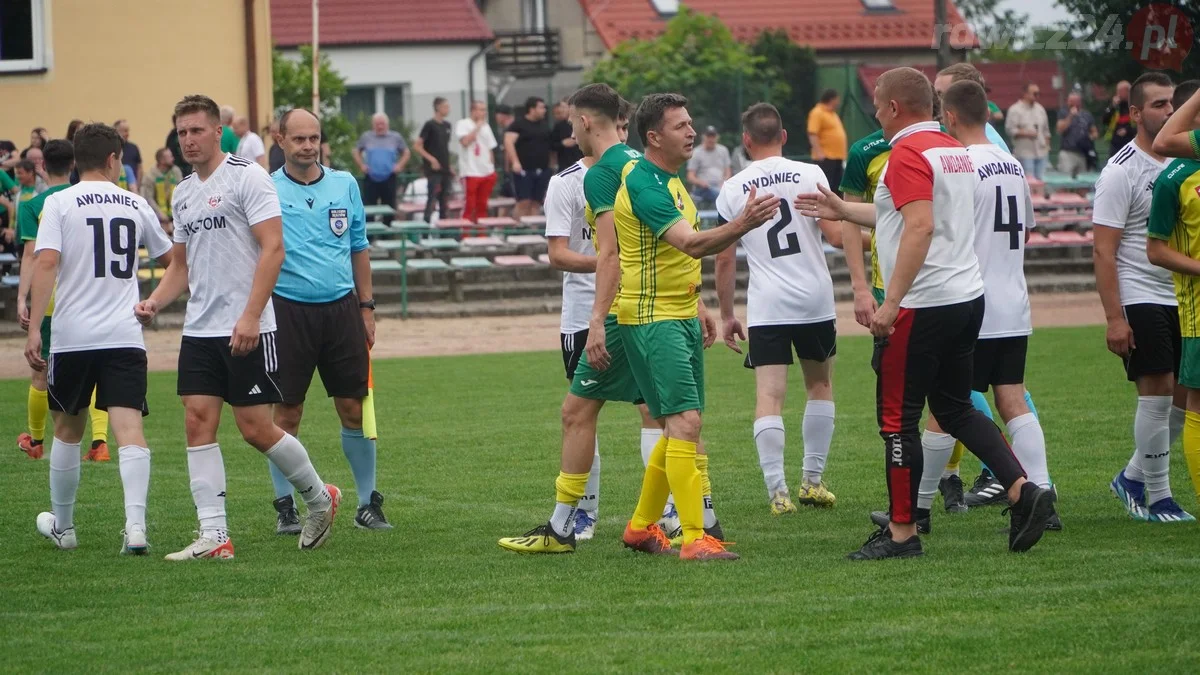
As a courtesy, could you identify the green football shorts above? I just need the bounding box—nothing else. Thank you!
[872,286,885,307]
[621,317,705,419]
[40,316,51,361]
[568,314,643,404]
[1178,337,1200,389]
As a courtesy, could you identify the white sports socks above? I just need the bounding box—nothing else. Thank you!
[187,443,227,536]
[264,433,331,511]
[49,438,82,531]
[117,445,151,531]
[753,416,786,497]
[917,430,955,510]
[578,439,600,514]
[802,400,835,485]
[1129,396,1171,486]
[1008,413,1050,489]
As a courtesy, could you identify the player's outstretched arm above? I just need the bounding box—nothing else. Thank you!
[871,200,934,337]
[795,184,876,228]
[1147,238,1200,276]
[662,187,778,259]
[1153,87,1200,159]
[137,242,189,325]
[547,237,597,273]
[24,249,59,370]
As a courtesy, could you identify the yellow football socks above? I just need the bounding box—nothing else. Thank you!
[946,442,964,475]
[665,438,704,544]
[89,389,108,444]
[1183,411,1200,501]
[695,453,712,499]
[631,436,671,530]
[554,471,589,505]
[28,385,48,442]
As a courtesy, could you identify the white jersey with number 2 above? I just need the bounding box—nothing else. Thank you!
[35,181,173,353]
[967,144,1033,338]
[715,156,835,327]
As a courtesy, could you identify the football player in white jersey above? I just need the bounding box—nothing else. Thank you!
[136,95,342,559]
[916,80,1056,525]
[24,127,173,553]
[714,103,842,514]
[1093,73,1192,523]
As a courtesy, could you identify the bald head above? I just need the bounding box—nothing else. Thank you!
[232,115,250,136]
[219,105,235,124]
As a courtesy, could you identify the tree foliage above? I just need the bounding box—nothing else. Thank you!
[272,46,356,171]
[1053,0,1199,85]
[749,30,818,155]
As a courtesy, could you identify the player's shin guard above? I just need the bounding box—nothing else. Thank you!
[1134,396,1172,500]
[28,385,48,442]
[1007,413,1050,489]
[117,446,150,531]
[665,438,703,544]
[631,436,671,530]
[264,434,331,511]
[340,427,377,507]
[1182,412,1200,502]
[88,389,108,444]
[187,443,227,533]
[917,431,955,510]
[802,400,835,484]
[753,416,786,497]
[577,439,600,514]
[49,438,82,531]
[884,431,922,524]
[695,452,715,528]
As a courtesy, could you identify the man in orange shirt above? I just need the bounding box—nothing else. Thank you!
[808,89,848,195]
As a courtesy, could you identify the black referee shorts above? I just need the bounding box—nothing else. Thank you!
[273,292,369,405]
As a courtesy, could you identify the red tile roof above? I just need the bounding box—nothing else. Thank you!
[271,0,493,47]
[857,61,1064,110]
[580,0,975,52]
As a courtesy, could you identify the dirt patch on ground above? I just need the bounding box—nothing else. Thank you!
[0,292,1106,379]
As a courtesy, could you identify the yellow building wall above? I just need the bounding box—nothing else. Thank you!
[0,0,274,159]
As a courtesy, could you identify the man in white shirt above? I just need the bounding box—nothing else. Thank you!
[136,95,341,560]
[455,100,498,223]
[798,67,1055,560]
[233,115,268,170]
[1093,72,1190,523]
[714,103,842,515]
[1005,83,1051,180]
[24,124,173,553]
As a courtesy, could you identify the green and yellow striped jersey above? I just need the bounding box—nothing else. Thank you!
[1148,158,1200,336]
[839,129,891,291]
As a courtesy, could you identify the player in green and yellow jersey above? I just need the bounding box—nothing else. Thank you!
[614,93,778,560]
[1146,79,1200,514]
[15,139,111,462]
[839,128,890,311]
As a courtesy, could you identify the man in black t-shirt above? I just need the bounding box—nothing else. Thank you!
[415,97,454,223]
[504,96,552,217]
[550,100,583,170]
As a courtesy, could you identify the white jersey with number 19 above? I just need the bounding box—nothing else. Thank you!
[35,181,173,353]
[715,156,835,327]
[967,144,1034,338]
[171,153,281,338]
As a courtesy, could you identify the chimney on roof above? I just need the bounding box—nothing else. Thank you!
[650,0,679,16]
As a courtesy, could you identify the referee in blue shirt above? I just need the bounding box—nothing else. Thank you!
[265,108,391,531]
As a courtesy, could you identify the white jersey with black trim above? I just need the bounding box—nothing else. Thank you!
[1092,141,1175,307]
[967,144,1033,338]
[171,153,282,337]
[34,181,173,353]
[715,156,835,327]
[543,160,595,334]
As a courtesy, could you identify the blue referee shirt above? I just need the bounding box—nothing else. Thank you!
[273,165,368,303]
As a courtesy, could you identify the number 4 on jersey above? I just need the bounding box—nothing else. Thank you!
[993,186,1023,250]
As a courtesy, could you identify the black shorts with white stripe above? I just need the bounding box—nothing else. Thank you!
[561,328,588,380]
[176,332,283,406]
[49,348,150,416]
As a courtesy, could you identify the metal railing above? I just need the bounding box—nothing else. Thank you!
[487,30,562,75]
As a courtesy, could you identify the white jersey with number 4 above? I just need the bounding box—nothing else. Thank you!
[171,153,281,337]
[544,160,596,334]
[715,156,835,327]
[35,181,172,353]
[967,144,1034,338]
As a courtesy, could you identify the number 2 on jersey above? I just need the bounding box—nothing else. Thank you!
[767,198,801,258]
[992,186,1023,250]
[86,217,136,279]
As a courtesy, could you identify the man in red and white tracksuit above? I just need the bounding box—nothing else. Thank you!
[798,67,1056,560]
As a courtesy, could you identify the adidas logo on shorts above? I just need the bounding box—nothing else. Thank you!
[248,385,262,395]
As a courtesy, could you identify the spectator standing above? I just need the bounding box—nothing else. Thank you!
[494,104,515,198]
[456,100,498,223]
[29,128,47,150]
[23,147,48,192]
[1056,91,1098,177]
[807,89,849,194]
[0,160,17,232]
[1102,80,1134,157]
[140,148,183,234]
[550,100,583,169]
[267,120,285,173]
[413,97,454,223]
[233,116,268,169]
[219,105,240,154]
[730,142,750,175]
[686,126,731,203]
[354,113,410,222]
[114,119,142,181]
[65,120,84,142]
[165,114,192,177]
[505,97,552,218]
[1006,82,1051,179]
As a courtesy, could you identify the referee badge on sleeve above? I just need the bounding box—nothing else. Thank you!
[329,208,349,237]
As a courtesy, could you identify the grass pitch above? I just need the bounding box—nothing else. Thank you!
[2,325,1200,672]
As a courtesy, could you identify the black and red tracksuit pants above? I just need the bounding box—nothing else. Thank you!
[873,296,1025,524]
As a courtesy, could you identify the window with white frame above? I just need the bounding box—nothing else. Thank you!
[0,0,48,73]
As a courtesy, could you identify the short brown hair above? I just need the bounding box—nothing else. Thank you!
[72,125,120,174]
[877,67,934,117]
[741,102,783,145]
[1131,72,1174,108]
[568,84,622,122]
[941,80,989,126]
[174,94,221,124]
[1174,80,1200,110]
[618,98,636,121]
[635,93,688,146]
[938,62,986,89]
